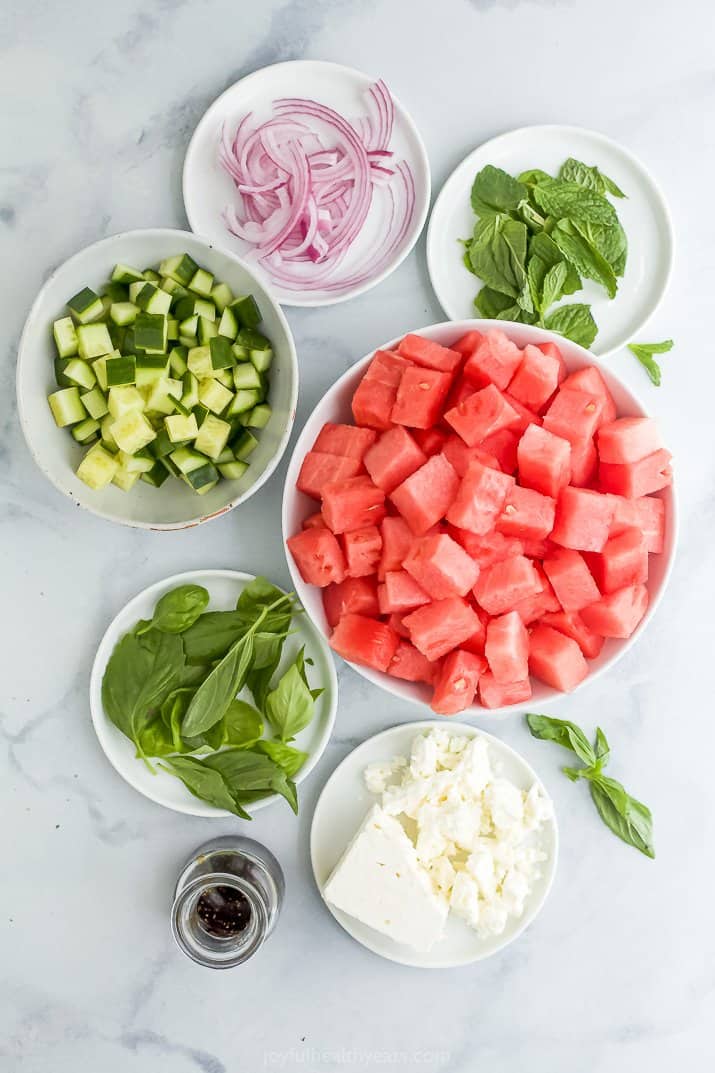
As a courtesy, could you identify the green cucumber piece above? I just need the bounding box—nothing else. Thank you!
[218,460,249,480]
[71,417,101,444]
[165,412,199,442]
[76,444,119,489]
[198,315,218,344]
[227,388,260,416]
[169,346,189,378]
[198,379,233,415]
[180,370,199,410]
[53,316,79,358]
[232,363,262,391]
[217,306,238,340]
[76,322,113,360]
[48,387,86,427]
[81,387,109,420]
[103,281,129,303]
[108,385,145,419]
[209,335,234,370]
[135,283,172,316]
[231,294,262,329]
[210,282,233,313]
[63,358,97,391]
[194,414,231,460]
[232,430,258,460]
[141,460,171,487]
[243,403,272,429]
[111,263,145,285]
[135,354,169,388]
[105,354,136,387]
[188,268,214,297]
[109,302,138,327]
[134,312,168,353]
[68,287,104,324]
[159,254,199,287]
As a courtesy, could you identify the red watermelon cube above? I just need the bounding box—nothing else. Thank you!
[302,511,326,530]
[510,564,560,624]
[413,427,447,456]
[378,570,431,614]
[502,393,541,435]
[323,576,380,627]
[450,527,524,568]
[485,611,529,683]
[391,366,453,429]
[403,597,481,661]
[441,434,500,478]
[507,343,561,412]
[543,548,600,611]
[352,378,397,431]
[390,453,459,535]
[536,341,567,382]
[560,366,616,426]
[597,417,662,464]
[445,384,520,446]
[297,451,362,499]
[397,333,462,374]
[342,525,382,577]
[387,641,439,684]
[446,460,514,534]
[388,612,411,639]
[551,487,615,552]
[379,515,415,577]
[529,624,589,692]
[599,449,672,498]
[496,485,556,541]
[584,527,648,593]
[403,533,479,599]
[452,330,483,358]
[321,476,386,534]
[431,649,486,714]
[607,494,665,554]
[287,527,346,587]
[481,428,520,474]
[363,426,426,493]
[329,613,400,672]
[463,329,523,389]
[569,437,598,487]
[517,424,571,497]
[543,387,604,446]
[580,584,649,638]
[312,422,377,461]
[461,609,488,656]
[540,610,604,659]
[474,554,542,615]
[364,349,411,387]
[479,672,532,709]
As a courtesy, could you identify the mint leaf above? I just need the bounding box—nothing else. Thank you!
[471,165,527,216]
[474,286,537,324]
[551,220,618,299]
[559,157,626,199]
[575,219,627,278]
[541,261,569,312]
[528,232,582,294]
[533,178,618,228]
[544,303,597,348]
[517,168,553,187]
[468,215,529,301]
[627,340,674,386]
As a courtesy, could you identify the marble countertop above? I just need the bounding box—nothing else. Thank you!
[2,0,713,1069]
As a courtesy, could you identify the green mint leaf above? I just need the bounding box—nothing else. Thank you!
[601,173,626,199]
[575,219,627,278]
[627,340,674,386]
[160,756,251,818]
[551,220,618,299]
[518,199,546,232]
[544,303,597,348]
[589,776,655,858]
[533,178,618,228]
[470,165,527,216]
[541,261,569,312]
[528,232,582,295]
[517,168,553,187]
[525,713,597,767]
[468,215,529,300]
[137,585,209,636]
[558,158,626,200]
[474,286,517,318]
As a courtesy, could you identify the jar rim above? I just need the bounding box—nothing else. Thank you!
[171,871,269,969]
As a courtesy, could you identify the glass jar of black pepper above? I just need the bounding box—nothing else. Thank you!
[171,836,284,969]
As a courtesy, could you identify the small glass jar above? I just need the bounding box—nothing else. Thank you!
[171,835,284,969]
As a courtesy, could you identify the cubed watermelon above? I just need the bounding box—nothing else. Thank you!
[599,449,672,498]
[502,393,541,434]
[584,527,648,594]
[551,487,615,552]
[442,376,477,418]
[479,672,532,709]
[461,608,488,655]
[378,570,431,614]
[445,384,520,446]
[431,649,486,714]
[403,597,481,661]
[387,641,439,684]
[363,426,427,492]
[540,610,605,659]
[517,424,571,497]
[480,428,520,474]
[302,511,326,530]
[312,422,377,461]
[441,434,500,477]
[485,610,529,683]
[543,547,600,611]
[507,343,561,412]
[529,624,589,692]
[496,485,556,541]
[287,527,346,588]
[390,453,459,535]
[342,525,382,577]
[597,417,663,464]
[351,378,397,431]
[543,387,604,446]
[449,526,523,568]
[323,576,380,627]
[474,554,542,615]
[463,329,523,389]
[388,612,411,638]
[451,330,483,358]
[403,532,479,599]
[329,613,400,672]
[580,584,649,638]
[607,494,665,554]
[519,537,555,560]
[568,437,597,487]
[391,366,453,429]
[397,333,462,374]
[412,427,447,456]
[321,476,386,534]
[535,341,567,382]
[446,459,514,534]
[364,349,411,387]
[561,366,616,426]
[297,451,362,499]
[379,515,415,578]
[509,564,560,624]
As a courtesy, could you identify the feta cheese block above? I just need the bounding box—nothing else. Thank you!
[323,804,449,951]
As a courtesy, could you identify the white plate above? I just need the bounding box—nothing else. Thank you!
[183,60,431,307]
[427,125,674,357]
[310,720,558,968]
[89,570,337,817]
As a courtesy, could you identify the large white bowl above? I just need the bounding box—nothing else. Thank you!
[282,320,678,718]
[17,229,298,530]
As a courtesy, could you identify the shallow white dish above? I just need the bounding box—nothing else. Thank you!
[183,60,431,307]
[17,229,298,530]
[89,569,337,817]
[427,125,674,358]
[282,319,678,717]
[311,720,558,968]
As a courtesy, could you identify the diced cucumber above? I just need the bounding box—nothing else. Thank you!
[118,450,155,474]
[68,287,104,324]
[76,444,118,489]
[169,346,189,378]
[180,370,199,409]
[109,323,126,352]
[237,328,273,371]
[111,263,145,285]
[187,345,214,379]
[112,465,141,492]
[215,368,234,389]
[232,430,259,460]
[198,316,218,345]
[215,445,235,465]
[159,253,199,287]
[100,414,118,450]
[170,446,219,489]
[218,460,249,480]
[171,396,191,417]
[210,282,233,313]
[189,268,214,297]
[227,388,261,416]
[192,403,210,427]
[198,379,233,415]
[110,302,138,326]
[71,417,101,444]
[218,306,238,340]
[179,314,199,340]
[231,294,262,329]
[135,353,169,387]
[232,363,262,391]
[243,403,272,429]
[194,479,218,496]
[77,322,113,360]
[165,413,199,442]
[53,316,79,358]
[110,410,157,454]
[149,427,174,458]
[143,269,161,283]
[81,387,109,420]
[169,284,192,308]
[167,317,179,341]
[134,312,168,353]
[135,283,172,316]
[141,460,170,487]
[48,387,87,427]
[108,385,145,419]
[144,376,183,415]
[92,355,109,391]
[105,354,136,387]
[209,335,234,370]
[103,281,129,303]
[232,343,249,362]
[194,413,231,460]
[54,357,74,387]
[129,281,146,303]
[63,358,96,391]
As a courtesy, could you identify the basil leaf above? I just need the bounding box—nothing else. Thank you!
[627,340,674,387]
[202,749,298,814]
[181,611,247,665]
[182,631,255,737]
[265,649,316,742]
[528,232,582,295]
[160,687,195,751]
[589,776,655,859]
[533,178,618,228]
[551,220,618,299]
[135,716,179,758]
[471,165,527,216]
[526,713,597,767]
[160,756,250,818]
[223,699,264,746]
[137,585,209,636]
[594,726,610,767]
[247,634,287,710]
[544,303,597,348]
[295,648,324,702]
[559,157,625,199]
[468,215,529,300]
[251,739,308,778]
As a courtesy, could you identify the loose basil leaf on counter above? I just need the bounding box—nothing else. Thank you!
[594,726,610,767]
[265,647,318,742]
[252,739,309,778]
[627,339,674,387]
[526,713,596,767]
[544,302,598,348]
[160,756,250,818]
[589,777,655,859]
[136,584,210,636]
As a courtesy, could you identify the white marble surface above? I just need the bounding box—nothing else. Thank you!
[1,0,713,1069]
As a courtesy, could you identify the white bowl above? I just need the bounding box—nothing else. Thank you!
[282,320,678,718]
[89,570,338,817]
[311,720,558,967]
[17,229,298,530]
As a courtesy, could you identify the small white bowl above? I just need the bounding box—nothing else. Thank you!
[311,720,558,968]
[282,319,678,718]
[17,229,298,530]
[183,60,431,308]
[89,570,338,817]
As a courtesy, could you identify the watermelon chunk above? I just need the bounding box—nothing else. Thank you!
[329,613,400,672]
[297,451,362,499]
[445,384,520,446]
[509,564,560,624]
[451,330,483,358]
[397,333,462,374]
[507,343,561,412]
[480,428,520,474]
[379,515,415,578]
[461,609,488,655]
[342,525,382,577]
[413,427,447,457]
[543,387,604,445]
[584,527,648,594]
[403,597,480,661]
[391,366,453,429]
[535,341,567,383]
[442,434,500,477]
[607,494,665,554]
[517,424,571,497]
[561,366,616,426]
[449,526,523,568]
[446,460,514,534]
[580,584,649,638]
[529,624,589,692]
[479,672,532,709]
[302,511,326,530]
[363,426,427,493]
[351,378,397,431]
[388,612,411,638]
[540,610,604,659]
[568,437,597,487]
[403,532,479,599]
[485,611,529,683]
[287,527,346,588]
[431,650,486,714]
[312,422,377,461]
[390,453,459,535]
[387,641,439,684]
[543,548,600,612]
[599,449,672,498]
[364,349,411,387]
[463,329,523,389]
[496,485,556,541]
[474,554,542,615]
[551,487,615,552]
[378,570,431,614]
[321,476,386,534]
[323,576,380,627]
[597,417,663,464]
[502,393,541,434]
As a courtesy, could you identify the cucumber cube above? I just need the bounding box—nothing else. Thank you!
[215,446,235,465]
[92,354,109,391]
[77,322,113,360]
[105,354,136,387]
[129,281,146,303]
[198,379,233,415]
[227,388,260,416]
[194,414,231,460]
[145,376,183,415]
[149,427,174,459]
[198,315,218,344]
[210,282,233,313]
[76,444,119,489]
[250,348,273,373]
[167,317,179,341]
[214,369,233,390]
[159,253,199,287]
[48,387,86,427]
[81,387,109,420]
[218,306,238,340]
[112,465,141,492]
[136,283,172,316]
[71,417,101,444]
[67,287,104,324]
[210,336,234,370]
[232,363,261,391]
[192,403,210,427]
[181,371,200,410]
[134,312,168,353]
[141,460,171,487]
[108,385,145,419]
[135,353,169,387]
[53,316,79,358]
[54,357,73,388]
[110,410,157,454]
[109,302,138,327]
[187,345,214,379]
[188,268,214,297]
[179,314,199,339]
[111,263,145,284]
[118,450,155,474]
[231,294,262,329]
[100,414,118,451]
[218,460,249,480]
[63,359,97,391]
[232,430,258,460]
[143,269,161,283]
[244,403,272,429]
[165,413,199,443]
[103,281,129,303]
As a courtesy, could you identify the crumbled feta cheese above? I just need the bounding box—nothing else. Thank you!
[364,755,406,795]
